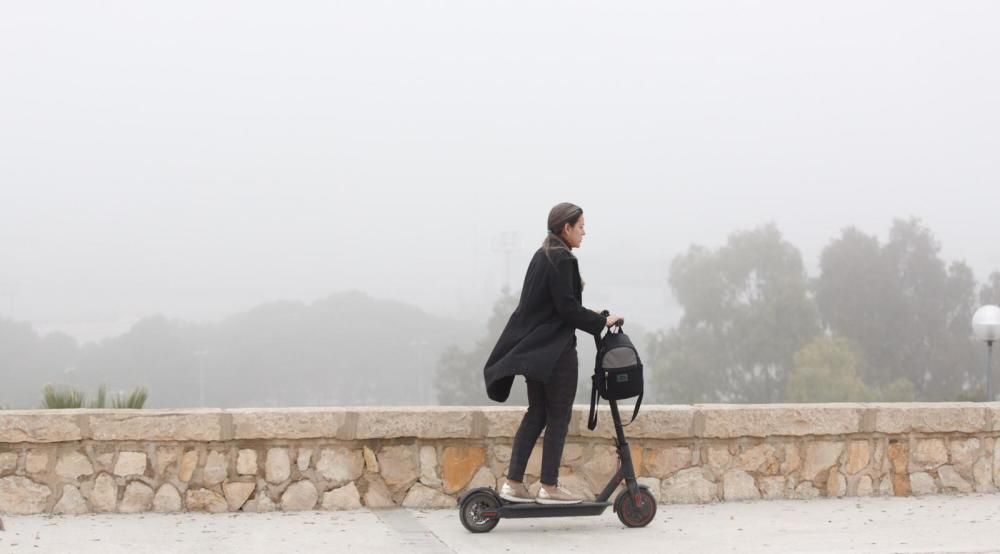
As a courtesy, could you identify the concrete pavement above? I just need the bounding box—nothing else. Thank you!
[2,494,1000,553]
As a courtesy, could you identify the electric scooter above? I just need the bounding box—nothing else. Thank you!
[457,396,656,532]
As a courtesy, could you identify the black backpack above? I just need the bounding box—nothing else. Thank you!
[587,319,644,431]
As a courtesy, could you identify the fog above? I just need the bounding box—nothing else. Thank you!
[2,1,999,407]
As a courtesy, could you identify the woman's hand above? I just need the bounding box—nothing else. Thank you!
[605,313,625,327]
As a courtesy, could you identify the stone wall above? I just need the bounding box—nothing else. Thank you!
[2,404,999,514]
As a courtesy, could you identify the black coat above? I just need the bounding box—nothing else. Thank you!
[483,245,607,402]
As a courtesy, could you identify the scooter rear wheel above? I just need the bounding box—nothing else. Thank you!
[614,488,657,528]
[459,490,500,533]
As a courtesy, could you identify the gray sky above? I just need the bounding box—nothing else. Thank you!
[2,0,999,341]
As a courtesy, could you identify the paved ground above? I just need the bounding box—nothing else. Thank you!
[2,494,1000,553]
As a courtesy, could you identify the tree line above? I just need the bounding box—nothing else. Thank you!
[436,218,1000,404]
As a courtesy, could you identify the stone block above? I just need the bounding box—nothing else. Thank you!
[825,469,846,497]
[155,446,181,476]
[265,448,291,484]
[363,446,379,473]
[231,408,350,440]
[699,404,862,438]
[845,441,870,475]
[722,470,759,501]
[874,403,986,434]
[703,445,731,476]
[237,449,258,475]
[224,481,256,511]
[323,482,363,510]
[53,485,88,514]
[88,411,223,441]
[316,447,365,487]
[910,439,948,472]
[95,452,115,472]
[974,457,995,493]
[378,445,418,492]
[465,466,496,492]
[644,446,692,479]
[738,444,779,475]
[355,407,474,439]
[363,476,395,508]
[0,476,52,514]
[0,411,83,443]
[556,472,594,501]
[179,450,198,482]
[601,405,694,439]
[153,484,182,513]
[120,481,154,513]
[938,465,973,493]
[203,451,228,485]
[0,451,17,474]
[637,477,661,502]
[402,483,456,508]
[661,467,717,504]
[281,480,319,512]
[909,472,937,495]
[115,451,148,476]
[888,441,908,474]
[802,441,844,481]
[878,477,893,496]
[949,438,981,476]
[792,481,820,499]
[994,439,1000,487]
[441,446,486,494]
[26,450,50,474]
[856,475,874,497]
[419,446,441,487]
[482,408,527,438]
[186,488,228,513]
[562,443,584,465]
[781,444,801,474]
[297,448,313,472]
[580,445,618,493]
[758,476,785,499]
[90,473,118,512]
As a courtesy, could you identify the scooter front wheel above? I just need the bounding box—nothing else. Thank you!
[459,490,500,533]
[614,488,657,528]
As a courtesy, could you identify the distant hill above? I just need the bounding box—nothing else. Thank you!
[0,291,479,408]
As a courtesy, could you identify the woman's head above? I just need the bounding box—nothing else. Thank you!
[543,202,585,259]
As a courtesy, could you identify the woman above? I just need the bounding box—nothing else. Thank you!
[483,202,624,504]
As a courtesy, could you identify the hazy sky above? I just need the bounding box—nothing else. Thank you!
[2,1,999,341]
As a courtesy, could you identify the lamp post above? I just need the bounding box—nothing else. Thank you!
[972,305,1000,401]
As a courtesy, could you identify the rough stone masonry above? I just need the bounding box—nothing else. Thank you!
[1,403,1000,515]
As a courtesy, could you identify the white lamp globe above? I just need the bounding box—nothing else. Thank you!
[973,305,1000,342]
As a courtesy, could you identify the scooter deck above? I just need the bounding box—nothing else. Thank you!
[497,501,611,519]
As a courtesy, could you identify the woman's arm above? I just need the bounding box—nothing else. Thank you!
[547,258,608,335]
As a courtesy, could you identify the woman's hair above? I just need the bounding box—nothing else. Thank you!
[542,202,583,263]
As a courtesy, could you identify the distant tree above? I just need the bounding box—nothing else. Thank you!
[785,336,871,402]
[815,218,980,400]
[650,224,819,403]
[435,288,526,405]
[0,318,77,408]
[980,271,1000,305]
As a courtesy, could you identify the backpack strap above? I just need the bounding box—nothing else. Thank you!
[620,390,643,427]
[587,373,600,431]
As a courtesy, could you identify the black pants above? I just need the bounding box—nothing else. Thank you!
[507,340,578,486]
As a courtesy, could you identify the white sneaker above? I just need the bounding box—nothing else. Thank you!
[499,481,534,503]
[536,483,583,505]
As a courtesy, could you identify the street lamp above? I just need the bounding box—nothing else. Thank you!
[972,305,1000,401]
